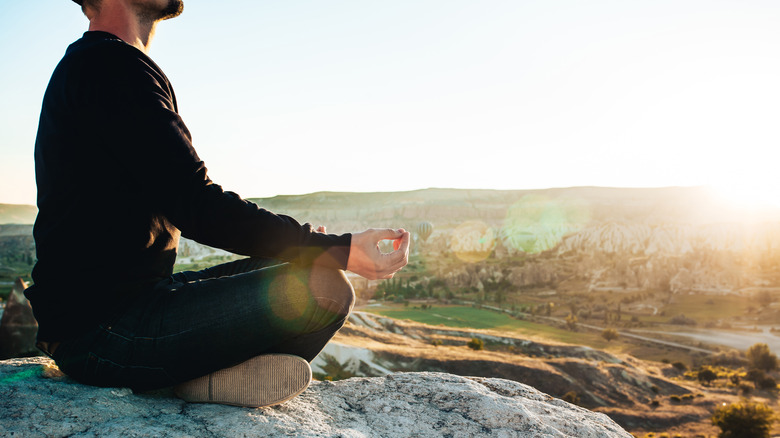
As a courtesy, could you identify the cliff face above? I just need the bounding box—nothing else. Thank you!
[1,357,631,437]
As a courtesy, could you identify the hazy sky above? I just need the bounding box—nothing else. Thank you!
[1,1,779,206]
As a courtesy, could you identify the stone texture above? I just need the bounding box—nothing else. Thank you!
[1,357,631,438]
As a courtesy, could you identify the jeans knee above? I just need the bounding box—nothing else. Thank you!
[310,267,355,317]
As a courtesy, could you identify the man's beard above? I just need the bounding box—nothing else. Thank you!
[158,0,184,21]
[139,0,184,23]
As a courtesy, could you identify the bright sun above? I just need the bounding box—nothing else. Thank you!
[709,178,780,211]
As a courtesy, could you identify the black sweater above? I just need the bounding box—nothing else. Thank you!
[27,32,351,342]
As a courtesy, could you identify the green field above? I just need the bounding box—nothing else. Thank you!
[362,303,709,365]
[364,304,616,347]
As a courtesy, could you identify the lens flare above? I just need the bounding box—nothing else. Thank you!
[451,220,496,262]
[501,195,590,254]
[269,274,309,322]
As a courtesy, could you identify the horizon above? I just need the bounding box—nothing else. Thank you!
[0,183,737,206]
[1,2,779,207]
[3,185,780,225]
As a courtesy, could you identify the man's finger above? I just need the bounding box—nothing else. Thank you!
[394,231,411,255]
[372,228,404,242]
[381,231,410,276]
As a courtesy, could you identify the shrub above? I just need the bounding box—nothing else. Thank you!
[649,399,660,407]
[601,328,619,342]
[757,375,777,391]
[431,339,443,347]
[712,401,775,438]
[669,395,681,403]
[668,314,697,326]
[671,361,687,372]
[708,350,747,368]
[697,367,717,385]
[747,343,779,372]
[565,313,578,331]
[650,385,659,394]
[562,391,580,405]
[467,338,484,350]
[746,369,767,385]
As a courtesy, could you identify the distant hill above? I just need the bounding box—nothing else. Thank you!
[5,187,775,228]
[249,186,780,234]
[0,204,37,225]
[3,187,780,296]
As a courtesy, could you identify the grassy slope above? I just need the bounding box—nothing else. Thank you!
[368,304,618,349]
[365,304,704,366]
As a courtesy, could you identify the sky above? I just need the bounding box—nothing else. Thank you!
[1,1,779,207]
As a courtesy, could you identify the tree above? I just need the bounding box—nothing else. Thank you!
[697,367,717,386]
[747,343,778,372]
[601,328,619,342]
[712,401,775,438]
[467,338,484,351]
[565,313,578,331]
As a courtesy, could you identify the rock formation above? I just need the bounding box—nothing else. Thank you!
[0,278,38,359]
[1,356,632,437]
[4,188,780,298]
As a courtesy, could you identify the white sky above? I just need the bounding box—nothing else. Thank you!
[1,1,779,206]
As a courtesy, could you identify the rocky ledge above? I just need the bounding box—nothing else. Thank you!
[1,357,631,437]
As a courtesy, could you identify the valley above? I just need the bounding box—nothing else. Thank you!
[2,186,780,436]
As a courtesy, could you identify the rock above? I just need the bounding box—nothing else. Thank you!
[0,278,38,359]
[1,357,632,438]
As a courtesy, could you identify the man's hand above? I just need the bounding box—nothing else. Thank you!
[347,228,410,280]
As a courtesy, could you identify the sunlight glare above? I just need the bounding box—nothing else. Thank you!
[710,177,780,211]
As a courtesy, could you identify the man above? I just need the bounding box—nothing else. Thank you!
[26,0,410,408]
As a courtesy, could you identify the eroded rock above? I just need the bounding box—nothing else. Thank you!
[1,357,631,437]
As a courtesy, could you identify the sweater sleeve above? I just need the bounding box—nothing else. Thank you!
[79,42,350,269]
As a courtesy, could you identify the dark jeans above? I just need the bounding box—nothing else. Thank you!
[51,258,355,391]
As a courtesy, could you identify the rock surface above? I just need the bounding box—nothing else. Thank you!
[1,357,631,437]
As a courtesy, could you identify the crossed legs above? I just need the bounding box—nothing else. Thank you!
[52,258,355,392]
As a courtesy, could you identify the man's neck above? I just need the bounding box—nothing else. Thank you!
[87,1,158,54]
